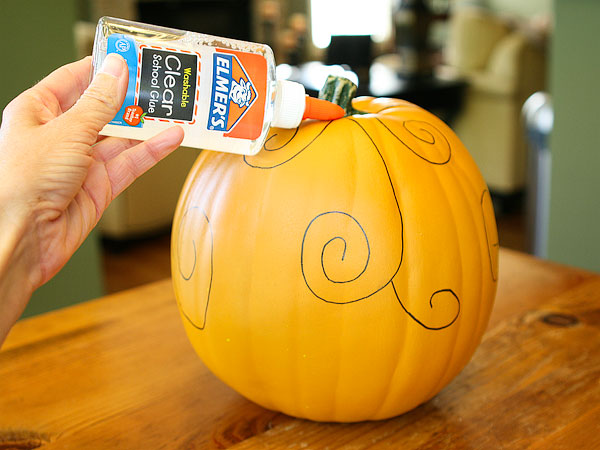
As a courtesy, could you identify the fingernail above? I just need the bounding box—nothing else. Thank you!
[100,53,125,78]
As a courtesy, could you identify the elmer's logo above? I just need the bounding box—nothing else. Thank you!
[208,49,266,140]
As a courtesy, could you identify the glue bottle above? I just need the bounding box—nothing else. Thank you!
[92,17,344,156]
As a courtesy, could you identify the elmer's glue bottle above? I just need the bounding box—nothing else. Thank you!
[92,17,344,156]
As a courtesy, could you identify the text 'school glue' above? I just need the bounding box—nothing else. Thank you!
[91,17,344,155]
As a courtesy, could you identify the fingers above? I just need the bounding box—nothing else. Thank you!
[1,57,98,130]
[93,135,143,162]
[35,57,94,114]
[56,53,129,146]
[104,126,185,199]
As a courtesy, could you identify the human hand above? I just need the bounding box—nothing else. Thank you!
[0,54,184,341]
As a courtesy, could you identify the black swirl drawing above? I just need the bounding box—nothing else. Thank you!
[263,127,299,151]
[296,118,460,330]
[392,283,460,330]
[376,118,451,165]
[318,213,370,284]
[243,121,333,169]
[179,113,462,331]
[176,206,214,330]
[301,210,390,304]
[481,189,499,282]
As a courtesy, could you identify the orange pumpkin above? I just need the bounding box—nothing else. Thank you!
[171,78,498,422]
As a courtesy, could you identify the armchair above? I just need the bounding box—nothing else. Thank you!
[444,9,547,196]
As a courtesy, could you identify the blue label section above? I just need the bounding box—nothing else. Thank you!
[107,34,140,127]
[207,53,232,132]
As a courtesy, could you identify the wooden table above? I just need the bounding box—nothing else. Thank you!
[1,248,599,449]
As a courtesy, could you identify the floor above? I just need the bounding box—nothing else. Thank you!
[102,207,527,294]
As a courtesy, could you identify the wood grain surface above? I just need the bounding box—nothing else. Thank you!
[1,248,598,449]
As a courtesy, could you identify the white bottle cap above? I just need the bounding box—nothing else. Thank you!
[272,80,306,129]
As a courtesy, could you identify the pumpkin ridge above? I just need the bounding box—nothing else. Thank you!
[420,165,470,399]
[374,103,418,114]
[443,148,495,352]
[347,118,403,216]
[452,162,487,349]
[374,111,463,332]
[420,153,484,399]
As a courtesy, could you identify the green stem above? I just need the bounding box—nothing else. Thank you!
[318,76,361,116]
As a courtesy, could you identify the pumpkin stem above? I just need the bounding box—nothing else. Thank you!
[318,76,360,116]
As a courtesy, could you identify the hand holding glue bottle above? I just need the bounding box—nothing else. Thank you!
[92,17,344,156]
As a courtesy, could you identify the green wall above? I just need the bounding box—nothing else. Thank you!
[547,0,600,272]
[22,230,104,318]
[0,0,77,110]
[1,0,105,316]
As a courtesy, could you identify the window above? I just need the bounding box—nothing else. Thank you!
[310,0,393,49]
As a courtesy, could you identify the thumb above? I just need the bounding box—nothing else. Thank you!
[60,53,128,143]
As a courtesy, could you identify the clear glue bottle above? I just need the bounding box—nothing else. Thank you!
[91,17,344,156]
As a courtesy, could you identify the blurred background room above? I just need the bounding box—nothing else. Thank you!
[0,0,598,317]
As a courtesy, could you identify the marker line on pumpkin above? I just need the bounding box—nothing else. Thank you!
[299,118,404,305]
[301,211,378,304]
[391,282,461,330]
[177,207,214,331]
[321,233,371,283]
[375,118,452,165]
[348,118,404,227]
[243,120,333,169]
[481,189,500,282]
[296,117,461,330]
[263,127,299,152]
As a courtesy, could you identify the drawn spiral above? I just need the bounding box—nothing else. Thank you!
[175,206,214,330]
[377,118,451,165]
[301,211,402,304]
[297,118,459,329]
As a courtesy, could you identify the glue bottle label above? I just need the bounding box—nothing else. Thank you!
[105,33,267,141]
[208,49,267,140]
[137,46,200,123]
[107,34,201,127]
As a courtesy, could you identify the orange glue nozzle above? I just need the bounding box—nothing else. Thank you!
[302,96,345,121]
